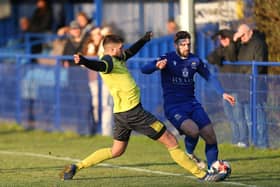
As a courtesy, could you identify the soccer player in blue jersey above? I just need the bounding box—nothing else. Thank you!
[141,31,235,171]
[59,32,227,182]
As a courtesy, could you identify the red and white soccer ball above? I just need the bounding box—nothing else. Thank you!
[210,160,231,179]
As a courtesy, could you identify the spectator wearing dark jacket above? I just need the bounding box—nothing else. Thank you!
[207,29,238,73]
[234,25,268,74]
[29,0,53,56]
[233,24,269,148]
[62,21,84,67]
[207,29,249,147]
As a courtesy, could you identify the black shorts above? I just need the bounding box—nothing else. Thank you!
[113,103,166,141]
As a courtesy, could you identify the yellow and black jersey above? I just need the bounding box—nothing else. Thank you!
[79,54,140,112]
[99,53,140,113]
[78,35,150,112]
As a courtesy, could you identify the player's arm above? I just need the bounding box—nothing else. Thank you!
[73,54,113,73]
[197,60,235,105]
[141,57,167,74]
[197,59,223,93]
[141,60,158,74]
[124,31,152,60]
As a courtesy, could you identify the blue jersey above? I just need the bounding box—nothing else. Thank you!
[141,51,224,113]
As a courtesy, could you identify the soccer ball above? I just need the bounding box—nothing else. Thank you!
[210,160,231,180]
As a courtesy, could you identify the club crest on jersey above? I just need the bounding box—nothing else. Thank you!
[182,67,189,77]
[174,114,182,121]
[191,61,197,69]
[173,60,177,66]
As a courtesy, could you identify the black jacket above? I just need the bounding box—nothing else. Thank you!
[237,30,268,74]
[207,41,239,73]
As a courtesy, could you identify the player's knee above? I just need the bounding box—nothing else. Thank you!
[167,133,178,147]
[180,120,199,138]
[159,131,178,148]
[111,149,125,158]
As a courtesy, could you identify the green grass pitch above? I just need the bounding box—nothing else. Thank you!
[0,123,280,187]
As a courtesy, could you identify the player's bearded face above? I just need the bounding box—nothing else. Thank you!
[176,39,191,57]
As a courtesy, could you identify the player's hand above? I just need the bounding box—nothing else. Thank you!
[156,59,167,69]
[223,93,235,106]
[143,31,153,41]
[73,54,81,64]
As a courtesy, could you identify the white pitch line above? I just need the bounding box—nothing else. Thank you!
[0,150,256,187]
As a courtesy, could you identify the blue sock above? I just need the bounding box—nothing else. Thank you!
[205,143,218,169]
[184,136,199,154]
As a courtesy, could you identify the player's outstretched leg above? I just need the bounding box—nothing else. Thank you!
[59,147,113,180]
[157,130,225,182]
[59,140,127,180]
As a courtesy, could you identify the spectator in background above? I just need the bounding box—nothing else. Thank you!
[62,21,84,67]
[62,20,92,135]
[38,26,69,65]
[19,17,30,35]
[82,27,103,135]
[166,18,179,35]
[29,0,53,33]
[29,0,53,56]
[52,26,70,56]
[7,17,30,48]
[82,25,114,136]
[233,23,269,148]
[21,0,52,130]
[76,12,94,43]
[207,29,249,147]
[234,24,268,74]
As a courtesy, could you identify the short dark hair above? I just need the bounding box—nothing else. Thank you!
[103,34,124,46]
[174,31,191,43]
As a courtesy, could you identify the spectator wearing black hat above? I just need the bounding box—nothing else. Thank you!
[208,25,269,148]
[207,29,250,148]
[208,29,238,73]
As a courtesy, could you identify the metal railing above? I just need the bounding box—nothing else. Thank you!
[0,53,280,147]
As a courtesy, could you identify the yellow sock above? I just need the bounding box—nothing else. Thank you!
[76,148,113,170]
[168,146,206,178]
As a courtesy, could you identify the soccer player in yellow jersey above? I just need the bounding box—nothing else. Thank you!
[59,32,226,182]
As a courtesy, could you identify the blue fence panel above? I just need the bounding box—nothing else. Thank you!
[1,54,280,148]
[0,63,18,119]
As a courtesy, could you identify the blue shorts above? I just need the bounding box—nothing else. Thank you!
[165,101,211,133]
